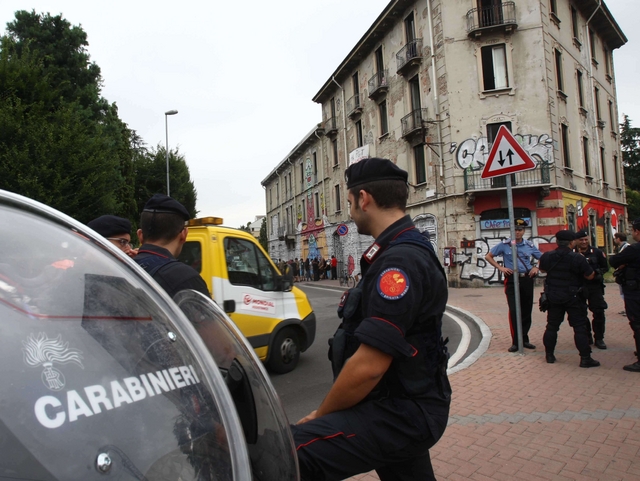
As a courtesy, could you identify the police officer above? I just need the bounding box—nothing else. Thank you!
[87,214,138,258]
[134,194,210,298]
[539,230,599,367]
[485,218,542,352]
[291,158,450,480]
[574,229,609,349]
[609,219,640,372]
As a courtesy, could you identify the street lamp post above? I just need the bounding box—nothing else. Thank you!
[165,110,178,196]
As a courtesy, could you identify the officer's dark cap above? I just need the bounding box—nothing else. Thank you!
[556,230,576,241]
[345,158,408,190]
[514,218,528,229]
[87,215,131,237]
[633,218,640,230]
[575,229,589,239]
[142,194,190,221]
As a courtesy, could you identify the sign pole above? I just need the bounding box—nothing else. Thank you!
[506,175,524,354]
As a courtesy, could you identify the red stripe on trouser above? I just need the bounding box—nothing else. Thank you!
[504,277,515,341]
[296,432,356,451]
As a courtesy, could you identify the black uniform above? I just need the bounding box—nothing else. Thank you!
[540,246,594,356]
[609,243,640,360]
[134,244,210,298]
[576,246,609,342]
[291,216,450,481]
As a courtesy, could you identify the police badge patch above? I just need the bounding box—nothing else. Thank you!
[377,268,410,300]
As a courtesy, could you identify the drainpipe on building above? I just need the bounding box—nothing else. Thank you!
[586,0,603,191]
[331,76,349,170]
[427,0,448,267]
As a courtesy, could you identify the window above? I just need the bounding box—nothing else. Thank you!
[594,87,602,121]
[352,72,360,107]
[549,0,558,17]
[589,29,597,64]
[269,188,272,209]
[335,184,341,212]
[583,136,590,177]
[301,199,305,222]
[555,49,564,92]
[604,48,611,78]
[561,124,571,168]
[379,100,389,136]
[600,147,606,183]
[355,120,363,148]
[577,70,585,108]
[332,138,339,167]
[571,7,580,43]
[300,162,304,189]
[614,154,620,188]
[414,145,426,184]
[314,192,320,218]
[481,44,509,91]
[276,182,279,204]
[567,211,576,231]
[313,152,318,177]
[409,75,421,110]
[405,12,415,43]
[608,100,615,131]
[375,46,384,72]
[224,237,276,291]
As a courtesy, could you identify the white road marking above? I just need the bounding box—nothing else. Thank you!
[446,311,471,368]
[446,305,492,376]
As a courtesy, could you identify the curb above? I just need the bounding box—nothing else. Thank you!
[445,304,492,375]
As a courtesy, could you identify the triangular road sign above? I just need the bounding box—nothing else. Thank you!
[481,126,537,179]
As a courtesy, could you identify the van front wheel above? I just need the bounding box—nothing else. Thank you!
[268,328,300,374]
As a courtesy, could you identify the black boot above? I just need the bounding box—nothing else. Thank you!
[545,352,556,364]
[594,339,607,350]
[623,361,640,372]
[580,356,600,368]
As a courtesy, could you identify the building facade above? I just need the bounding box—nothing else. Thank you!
[262,0,627,286]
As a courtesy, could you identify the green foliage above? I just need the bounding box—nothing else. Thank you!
[625,188,640,222]
[0,10,197,228]
[259,216,268,253]
[621,115,640,191]
[133,145,198,219]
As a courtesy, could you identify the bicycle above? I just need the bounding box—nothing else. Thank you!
[340,271,360,288]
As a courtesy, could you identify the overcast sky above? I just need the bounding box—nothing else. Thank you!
[1,0,637,228]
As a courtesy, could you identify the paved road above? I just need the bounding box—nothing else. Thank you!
[270,283,483,423]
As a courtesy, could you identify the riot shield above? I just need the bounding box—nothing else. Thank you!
[175,291,300,481]
[0,189,251,480]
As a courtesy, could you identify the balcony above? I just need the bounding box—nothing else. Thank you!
[396,39,422,76]
[346,93,363,119]
[401,108,428,139]
[324,116,338,136]
[277,226,296,242]
[464,162,551,192]
[368,69,389,100]
[466,1,517,38]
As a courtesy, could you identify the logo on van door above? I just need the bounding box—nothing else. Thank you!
[241,294,276,314]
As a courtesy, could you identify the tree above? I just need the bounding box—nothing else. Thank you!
[259,216,268,253]
[133,145,198,218]
[621,115,640,191]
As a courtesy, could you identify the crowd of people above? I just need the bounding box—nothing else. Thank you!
[277,255,338,283]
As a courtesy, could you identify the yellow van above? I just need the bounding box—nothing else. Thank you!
[178,216,316,373]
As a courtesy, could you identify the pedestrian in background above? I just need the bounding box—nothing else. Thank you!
[609,219,640,372]
[574,229,609,349]
[485,218,542,352]
[330,255,338,280]
[539,230,599,367]
[304,257,311,281]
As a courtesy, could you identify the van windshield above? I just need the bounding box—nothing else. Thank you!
[224,237,276,291]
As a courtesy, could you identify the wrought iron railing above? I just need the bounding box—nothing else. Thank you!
[396,39,423,72]
[346,93,362,117]
[464,162,552,191]
[401,108,428,137]
[466,1,516,33]
[368,69,389,97]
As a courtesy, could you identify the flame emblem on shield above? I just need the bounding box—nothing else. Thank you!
[22,333,84,391]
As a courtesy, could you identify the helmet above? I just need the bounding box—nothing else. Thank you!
[0,190,297,480]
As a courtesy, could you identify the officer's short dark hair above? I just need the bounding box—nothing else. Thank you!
[139,212,186,242]
[349,179,408,211]
[614,232,627,242]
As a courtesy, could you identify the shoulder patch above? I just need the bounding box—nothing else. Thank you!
[377,268,410,300]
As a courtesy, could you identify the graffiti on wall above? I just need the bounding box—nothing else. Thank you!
[451,133,554,170]
[455,235,554,283]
